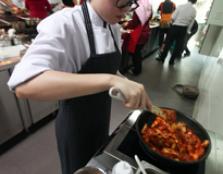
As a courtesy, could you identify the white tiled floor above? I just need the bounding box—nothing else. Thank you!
[0,48,205,174]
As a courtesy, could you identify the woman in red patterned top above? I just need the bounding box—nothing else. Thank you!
[25,0,51,19]
[121,0,152,76]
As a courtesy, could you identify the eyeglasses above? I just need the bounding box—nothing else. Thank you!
[116,0,139,11]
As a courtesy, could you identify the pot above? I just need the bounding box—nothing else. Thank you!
[136,168,161,174]
[135,109,211,169]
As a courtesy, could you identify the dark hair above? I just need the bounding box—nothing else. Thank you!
[189,0,197,4]
[62,0,74,7]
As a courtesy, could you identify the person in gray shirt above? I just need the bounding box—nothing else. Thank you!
[156,0,197,65]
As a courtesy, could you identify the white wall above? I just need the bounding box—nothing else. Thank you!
[207,0,223,26]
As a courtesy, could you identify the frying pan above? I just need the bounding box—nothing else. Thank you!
[135,109,211,169]
[108,88,211,169]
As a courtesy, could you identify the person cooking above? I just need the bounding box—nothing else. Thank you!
[7,0,152,174]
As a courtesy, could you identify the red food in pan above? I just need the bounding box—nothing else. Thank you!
[141,109,209,162]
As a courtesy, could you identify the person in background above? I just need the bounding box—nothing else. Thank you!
[157,0,175,48]
[182,19,198,57]
[156,0,197,65]
[7,0,152,173]
[25,0,52,19]
[123,0,152,76]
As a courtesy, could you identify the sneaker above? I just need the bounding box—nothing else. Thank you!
[169,61,175,65]
[183,52,191,57]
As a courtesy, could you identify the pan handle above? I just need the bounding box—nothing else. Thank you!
[109,87,165,117]
[109,87,125,101]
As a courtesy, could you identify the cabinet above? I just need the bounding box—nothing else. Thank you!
[0,70,24,144]
[0,67,58,145]
[27,100,58,123]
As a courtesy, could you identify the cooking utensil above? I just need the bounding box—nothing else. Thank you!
[0,19,11,26]
[108,87,165,117]
[134,155,147,174]
[135,109,211,169]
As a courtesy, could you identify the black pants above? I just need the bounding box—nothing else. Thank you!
[131,44,144,75]
[159,27,170,47]
[160,25,187,63]
[183,32,195,55]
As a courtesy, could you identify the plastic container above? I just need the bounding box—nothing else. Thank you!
[112,161,133,174]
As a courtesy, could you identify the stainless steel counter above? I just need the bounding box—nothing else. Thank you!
[0,53,58,145]
[87,110,223,174]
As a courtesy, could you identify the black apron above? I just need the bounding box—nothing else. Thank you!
[55,2,121,174]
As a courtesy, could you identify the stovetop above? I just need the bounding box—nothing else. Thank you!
[118,128,205,174]
[103,110,205,174]
[88,110,223,174]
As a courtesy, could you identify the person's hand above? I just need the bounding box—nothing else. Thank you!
[111,76,152,110]
[122,21,129,29]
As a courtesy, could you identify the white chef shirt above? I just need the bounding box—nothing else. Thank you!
[8,1,121,90]
[172,2,196,27]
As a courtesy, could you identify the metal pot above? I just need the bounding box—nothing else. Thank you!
[137,168,161,174]
[74,166,106,174]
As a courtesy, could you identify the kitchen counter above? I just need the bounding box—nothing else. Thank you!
[86,110,223,174]
[0,56,20,71]
[0,45,26,71]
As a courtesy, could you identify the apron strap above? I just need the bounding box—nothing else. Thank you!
[82,1,120,56]
[82,1,96,56]
[108,25,120,54]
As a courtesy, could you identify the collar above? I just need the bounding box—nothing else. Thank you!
[187,1,193,6]
[86,1,107,28]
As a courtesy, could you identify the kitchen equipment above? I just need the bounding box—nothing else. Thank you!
[134,155,147,174]
[93,110,217,174]
[136,168,161,174]
[135,109,211,169]
[74,166,106,174]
